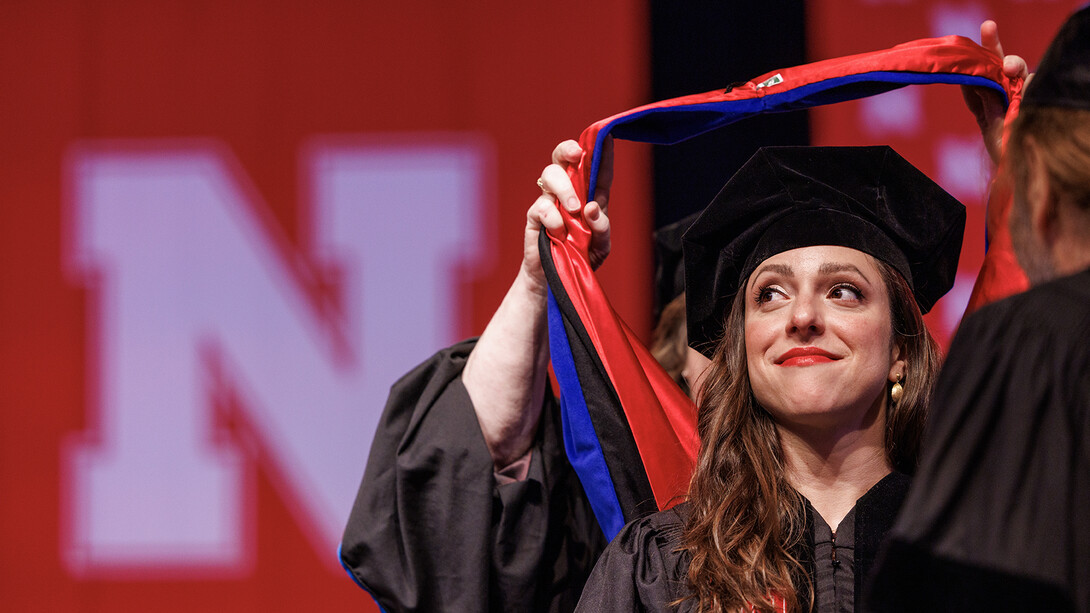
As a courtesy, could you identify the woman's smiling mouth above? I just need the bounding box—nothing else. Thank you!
[776,347,840,367]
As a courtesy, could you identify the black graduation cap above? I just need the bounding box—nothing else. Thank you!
[1022,5,1090,111]
[682,146,965,356]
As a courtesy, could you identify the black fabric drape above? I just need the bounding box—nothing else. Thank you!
[340,340,606,612]
[867,270,1090,612]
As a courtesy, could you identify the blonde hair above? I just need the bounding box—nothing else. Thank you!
[1007,106,1090,210]
[651,294,690,396]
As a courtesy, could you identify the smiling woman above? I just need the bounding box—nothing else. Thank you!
[746,246,900,437]
[743,248,907,533]
[576,146,960,612]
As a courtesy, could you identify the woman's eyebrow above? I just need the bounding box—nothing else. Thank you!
[819,261,869,281]
[753,263,793,278]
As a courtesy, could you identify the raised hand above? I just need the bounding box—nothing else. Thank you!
[962,20,1029,164]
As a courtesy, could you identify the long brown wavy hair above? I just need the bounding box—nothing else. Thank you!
[679,257,940,612]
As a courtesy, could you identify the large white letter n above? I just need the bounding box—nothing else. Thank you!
[63,138,489,576]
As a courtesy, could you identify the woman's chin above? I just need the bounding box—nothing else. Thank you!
[765,397,876,433]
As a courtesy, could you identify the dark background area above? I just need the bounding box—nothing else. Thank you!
[650,1,809,229]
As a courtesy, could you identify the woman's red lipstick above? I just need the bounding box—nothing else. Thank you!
[777,347,839,367]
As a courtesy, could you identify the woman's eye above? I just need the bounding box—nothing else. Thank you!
[756,286,787,304]
[829,284,862,301]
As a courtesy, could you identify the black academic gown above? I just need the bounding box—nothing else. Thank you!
[576,472,911,612]
[866,270,1090,612]
[340,339,606,613]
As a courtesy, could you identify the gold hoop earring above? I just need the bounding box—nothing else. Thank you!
[890,373,904,405]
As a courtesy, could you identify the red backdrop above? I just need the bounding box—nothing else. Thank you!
[0,1,1079,611]
[0,2,649,611]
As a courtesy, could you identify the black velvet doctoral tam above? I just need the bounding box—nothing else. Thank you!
[682,146,965,356]
[1022,5,1090,112]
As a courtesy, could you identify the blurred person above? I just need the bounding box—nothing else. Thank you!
[651,213,713,399]
[867,8,1090,612]
[650,293,713,400]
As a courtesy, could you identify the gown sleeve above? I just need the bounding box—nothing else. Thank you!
[574,506,692,612]
[340,338,606,613]
[866,274,1090,612]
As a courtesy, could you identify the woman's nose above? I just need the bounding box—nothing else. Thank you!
[788,294,824,337]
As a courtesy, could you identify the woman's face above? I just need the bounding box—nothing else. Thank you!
[744,245,904,431]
